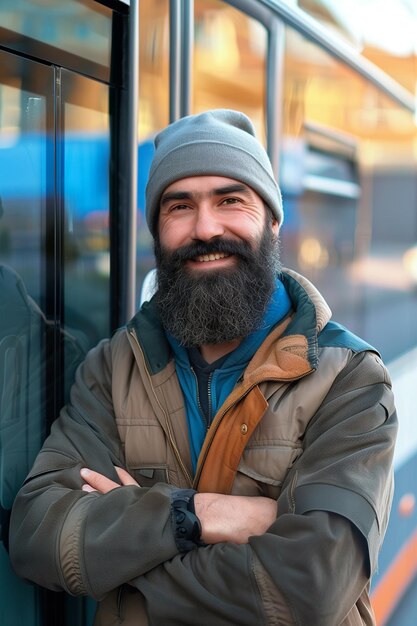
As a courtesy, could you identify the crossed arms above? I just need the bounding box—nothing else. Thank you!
[81,466,277,545]
[9,341,397,625]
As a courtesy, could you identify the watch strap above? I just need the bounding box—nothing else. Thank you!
[171,489,204,552]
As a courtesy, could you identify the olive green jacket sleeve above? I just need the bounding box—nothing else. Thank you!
[9,339,180,599]
[133,512,368,626]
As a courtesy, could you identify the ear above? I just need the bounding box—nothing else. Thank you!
[271,218,280,237]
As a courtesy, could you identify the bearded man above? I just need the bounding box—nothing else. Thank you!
[10,110,397,626]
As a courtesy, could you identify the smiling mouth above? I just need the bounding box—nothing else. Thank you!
[193,252,231,263]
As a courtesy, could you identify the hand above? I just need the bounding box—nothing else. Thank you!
[80,466,139,493]
[194,493,277,545]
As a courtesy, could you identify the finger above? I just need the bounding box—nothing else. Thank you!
[82,484,97,493]
[80,468,120,494]
[115,466,140,487]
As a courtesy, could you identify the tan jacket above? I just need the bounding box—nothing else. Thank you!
[10,270,397,625]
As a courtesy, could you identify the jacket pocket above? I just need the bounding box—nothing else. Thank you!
[234,443,303,499]
[129,465,169,488]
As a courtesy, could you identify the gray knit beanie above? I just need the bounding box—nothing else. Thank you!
[145,109,283,235]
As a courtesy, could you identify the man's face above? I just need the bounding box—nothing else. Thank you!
[158,176,279,268]
[154,176,281,348]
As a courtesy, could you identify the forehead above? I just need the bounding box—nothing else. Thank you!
[162,175,258,197]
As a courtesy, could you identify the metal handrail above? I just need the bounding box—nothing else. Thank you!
[169,0,182,122]
[229,0,415,113]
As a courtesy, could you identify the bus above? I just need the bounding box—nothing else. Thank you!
[1,1,417,624]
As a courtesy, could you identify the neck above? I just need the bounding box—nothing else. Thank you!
[199,338,242,364]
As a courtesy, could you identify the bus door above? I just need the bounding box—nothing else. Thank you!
[0,45,114,626]
[0,50,56,626]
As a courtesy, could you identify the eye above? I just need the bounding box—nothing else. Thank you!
[169,203,190,212]
[221,197,241,205]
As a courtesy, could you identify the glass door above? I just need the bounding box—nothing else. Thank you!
[0,48,54,626]
[0,51,113,626]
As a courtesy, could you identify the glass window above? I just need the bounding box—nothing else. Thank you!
[138,0,170,140]
[280,34,417,619]
[0,0,113,79]
[193,0,268,144]
[280,26,417,364]
[0,94,46,301]
[0,49,53,626]
[0,52,112,626]
[0,9,119,626]
[297,0,417,93]
[61,69,112,360]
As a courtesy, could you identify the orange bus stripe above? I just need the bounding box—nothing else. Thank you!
[371,527,417,626]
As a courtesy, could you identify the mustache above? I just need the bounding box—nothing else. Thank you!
[161,238,255,264]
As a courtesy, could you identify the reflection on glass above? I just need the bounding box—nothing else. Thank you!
[193,0,267,144]
[0,0,112,68]
[298,0,417,93]
[0,57,108,626]
[62,71,111,357]
[0,52,49,626]
[0,65,49,484]
[280,25,417,363]
[0,92,45,301]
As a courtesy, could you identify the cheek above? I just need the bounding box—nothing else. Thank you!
[158,220,189,249]
[226,215,265,241]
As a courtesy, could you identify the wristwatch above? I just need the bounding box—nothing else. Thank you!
[171,490,204,551]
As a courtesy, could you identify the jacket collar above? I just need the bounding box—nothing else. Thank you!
[128,269,332,377]
[280,268,332,369]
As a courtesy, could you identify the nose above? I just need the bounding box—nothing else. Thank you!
[191,206,225,241]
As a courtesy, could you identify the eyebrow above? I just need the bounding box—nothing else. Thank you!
[160,190,193,205]
[212,184,252,197]
[160,183,252,206]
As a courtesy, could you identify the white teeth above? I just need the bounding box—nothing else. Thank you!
[194,252,229,262]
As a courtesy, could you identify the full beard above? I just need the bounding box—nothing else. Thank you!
[154,225,281,347]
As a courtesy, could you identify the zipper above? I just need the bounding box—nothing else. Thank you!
[207,372,213,428]
[190,366,209,431]
[128,327,193,487]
